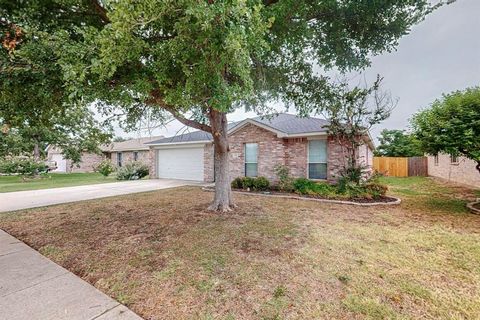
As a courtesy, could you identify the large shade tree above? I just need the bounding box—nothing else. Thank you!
[3,0,450,211]
[412,87,480,173]
[0,1,111,162]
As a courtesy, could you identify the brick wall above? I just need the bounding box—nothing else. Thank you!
[70,152,105,173]
[48,147,105,173]
[326,137,345,182]
[204,144,215,182]
[202,123,346,183]
[428,154,480,188]
[148,148,156,178]
[228,123,288,182]
[111,150,151,167]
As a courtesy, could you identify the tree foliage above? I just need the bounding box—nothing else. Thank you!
[0,1,111,162]
[412,87,480,173]
[1,0,450,210]
[375,129,423,157]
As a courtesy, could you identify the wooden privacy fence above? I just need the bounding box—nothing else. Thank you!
[373,156,428,177]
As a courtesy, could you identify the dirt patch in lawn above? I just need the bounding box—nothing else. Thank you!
[1,178,480,319]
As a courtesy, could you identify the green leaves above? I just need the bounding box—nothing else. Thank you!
[375,129,424,157]
[411,87,480,167]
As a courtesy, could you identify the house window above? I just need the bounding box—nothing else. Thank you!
[133,151,139,161]
[450,154,458,164]
[117,152,123,167]
[434,154,439,166]
[244,143,258,177]
[308,140,327,180]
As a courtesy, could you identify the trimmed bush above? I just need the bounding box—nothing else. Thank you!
[253,176,270,191]
[231,176,270,191]
[231,177,243,189]
[95,160,115,177]
[116,162,149,180]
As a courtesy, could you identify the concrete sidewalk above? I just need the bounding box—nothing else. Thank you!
[0,179,201,212]
[0,229,143,320]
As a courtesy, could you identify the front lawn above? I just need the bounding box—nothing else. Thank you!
[0,173,116,193]
[1,177,479,319]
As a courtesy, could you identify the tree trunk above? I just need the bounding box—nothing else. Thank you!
[33,141,40,161]
[32,139,41,177]
[208,109,235,212]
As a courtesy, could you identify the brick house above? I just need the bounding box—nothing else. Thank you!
[46,136,163,173]
[428,154,480,188]
[146,113,374,183]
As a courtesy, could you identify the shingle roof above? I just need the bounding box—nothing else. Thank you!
[102,135,165,151]
[146,113,329,145]
[252,113,329,134]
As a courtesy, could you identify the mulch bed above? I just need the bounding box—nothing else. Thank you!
[204,187,400,205]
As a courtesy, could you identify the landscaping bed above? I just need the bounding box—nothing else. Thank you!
[210,187,400,204]
[229,173,396,204]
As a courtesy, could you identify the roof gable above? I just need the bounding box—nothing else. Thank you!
[147,113,332,145]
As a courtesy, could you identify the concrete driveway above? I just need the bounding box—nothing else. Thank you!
[0,179,201,213]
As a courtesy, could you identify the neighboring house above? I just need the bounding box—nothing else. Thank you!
[428,154,480,188]
[103,136,164,168]
[146,113,374,183]
[46,136,163,173]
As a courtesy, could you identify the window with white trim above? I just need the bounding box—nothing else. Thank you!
[308,140,327,180]
[244,143,258,177]
[133,151,139,161]
[434,154,439,166]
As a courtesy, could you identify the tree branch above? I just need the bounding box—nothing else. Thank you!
[90,0,110,23]
[147,91,212,133]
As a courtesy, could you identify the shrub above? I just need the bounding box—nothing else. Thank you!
[0,157,48,177]
[95,160,115,177]
[274,164,294,192]
[293,178,335,196]
[293,178,317,194]
[241,176,255,189]
[231,176,270,191]
[338,165,365,185]
[231,177,244,189]
[116,162,149,180]
[253,176,270,191]
[364,182,388,198]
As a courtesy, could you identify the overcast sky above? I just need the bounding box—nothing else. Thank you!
[115,0,480,142]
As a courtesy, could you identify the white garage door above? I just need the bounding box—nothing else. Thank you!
[51,154,67,173]
[156,146,204,181]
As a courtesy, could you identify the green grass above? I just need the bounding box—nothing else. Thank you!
[1,177,480,319]
[0,173,117,193]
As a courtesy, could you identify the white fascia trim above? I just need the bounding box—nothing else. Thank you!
[290,132,328,138]
[108,148,150,152]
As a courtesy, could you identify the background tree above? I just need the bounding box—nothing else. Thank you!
[4,0,450,211]
[0,3,111,162]
[375,129,423,157]
[411,87,480,173]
